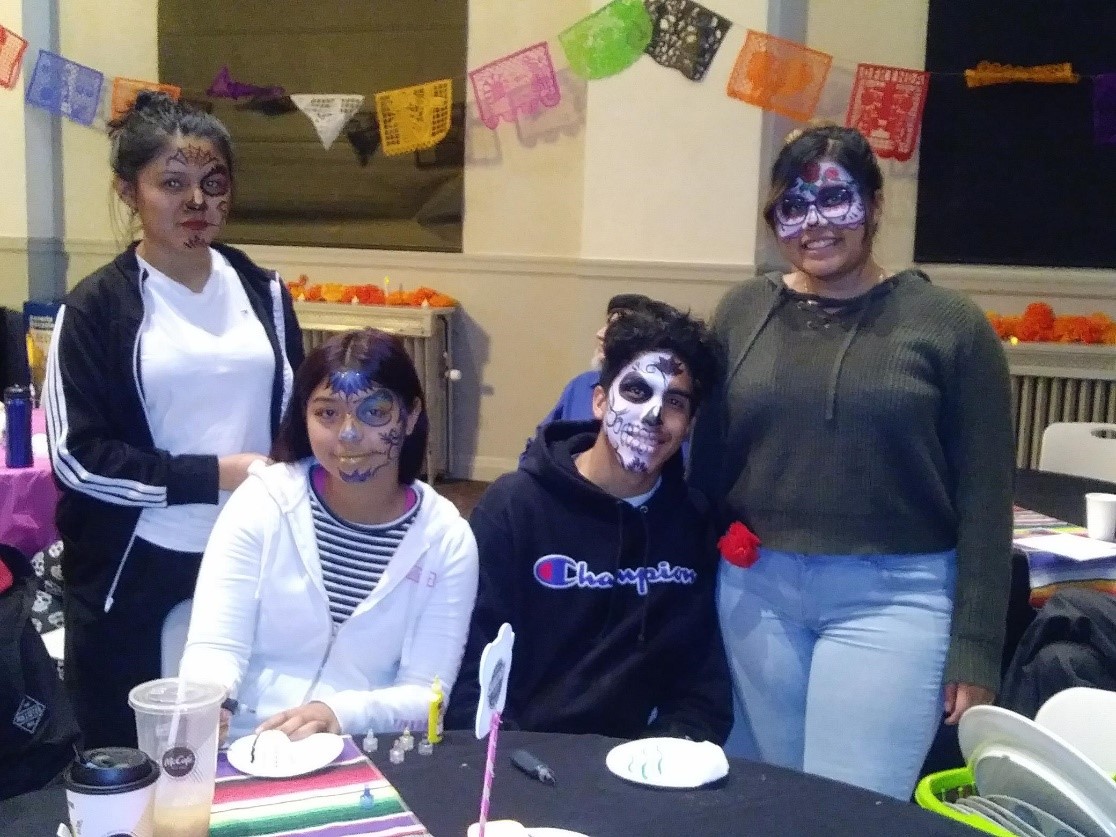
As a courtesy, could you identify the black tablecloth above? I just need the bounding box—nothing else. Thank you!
[1015,469,1116,527]
[0,731,978,836]
[379,731,977,837]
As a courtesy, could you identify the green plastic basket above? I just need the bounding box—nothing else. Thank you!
[914,767,1016,837]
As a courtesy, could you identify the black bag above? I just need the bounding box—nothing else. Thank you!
[0,545,80,801]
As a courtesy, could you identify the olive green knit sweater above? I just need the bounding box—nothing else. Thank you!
[689,270,1014,691]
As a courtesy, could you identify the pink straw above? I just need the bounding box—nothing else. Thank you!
[477,710,502,837]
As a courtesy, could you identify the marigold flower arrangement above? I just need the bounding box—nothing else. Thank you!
[987,303,1116,345]
[286,274,457,308]
[717,521,762,569]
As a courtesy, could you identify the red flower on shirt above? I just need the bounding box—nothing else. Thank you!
[718,521,761,568]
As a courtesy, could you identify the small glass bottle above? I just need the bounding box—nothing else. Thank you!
[399,726,414,752]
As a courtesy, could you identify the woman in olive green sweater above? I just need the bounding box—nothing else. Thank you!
[689,125,1013,799]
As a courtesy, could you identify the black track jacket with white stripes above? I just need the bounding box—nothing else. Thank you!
[44,242,304,611]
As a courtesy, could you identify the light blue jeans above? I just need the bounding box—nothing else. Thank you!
[718,547,955,799]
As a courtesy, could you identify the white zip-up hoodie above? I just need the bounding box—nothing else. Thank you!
[179,459,478,740]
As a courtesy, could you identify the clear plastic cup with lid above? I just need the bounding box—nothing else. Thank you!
[129,678,224,837]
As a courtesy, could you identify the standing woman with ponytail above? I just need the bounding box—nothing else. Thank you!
[44,91,304,747]
[689,124,1014,798]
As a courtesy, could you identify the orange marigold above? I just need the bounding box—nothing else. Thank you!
[319,283,347,303]
[426,292,457,307]
[1022,302,1056,329]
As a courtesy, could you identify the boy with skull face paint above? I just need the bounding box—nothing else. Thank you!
[446,305,732,743]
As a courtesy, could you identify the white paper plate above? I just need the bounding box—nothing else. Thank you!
[227,730,344,778]
[959,706,1116,837]
[985,794,1089,837]
[605,738,728,789]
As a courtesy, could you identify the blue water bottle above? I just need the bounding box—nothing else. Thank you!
[4,384,33,468]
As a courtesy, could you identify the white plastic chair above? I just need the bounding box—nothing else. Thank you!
[1035,686,1116,774]
[1038,422,1116,482]
[161,599,193,678]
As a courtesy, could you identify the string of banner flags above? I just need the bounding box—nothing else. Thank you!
[2,0,1115,167]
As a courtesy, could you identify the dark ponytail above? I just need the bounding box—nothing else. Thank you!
[108,91,235,184]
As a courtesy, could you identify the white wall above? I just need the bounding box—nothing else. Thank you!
[60,0,158,244]
[579,0,770,264]
[463,0,589,258]
[0,0,27,307]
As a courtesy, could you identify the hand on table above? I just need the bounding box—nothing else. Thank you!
[943,682,995,725]
[256,701,340,741]
[219,708,232,746]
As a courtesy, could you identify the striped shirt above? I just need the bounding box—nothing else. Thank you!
[308,477,421,625]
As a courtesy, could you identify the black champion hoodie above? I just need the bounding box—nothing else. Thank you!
[446,420,732,743]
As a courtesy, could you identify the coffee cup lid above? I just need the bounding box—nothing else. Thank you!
[65,747,159,795]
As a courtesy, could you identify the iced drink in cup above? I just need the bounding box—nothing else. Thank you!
[129,678,224,837]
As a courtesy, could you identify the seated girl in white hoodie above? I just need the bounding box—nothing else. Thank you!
[180,327,478,741]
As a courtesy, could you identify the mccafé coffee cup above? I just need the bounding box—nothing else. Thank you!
[64,747,159,837]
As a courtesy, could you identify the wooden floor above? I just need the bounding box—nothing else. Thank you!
[432,478,489,518]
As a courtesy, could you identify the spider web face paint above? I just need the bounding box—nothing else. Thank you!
[168,144,220,168]
[773,159,866,240]
[602,350,692,474]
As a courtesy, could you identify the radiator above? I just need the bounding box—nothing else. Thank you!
[1006,344,1116,468]
[292,302,458,480]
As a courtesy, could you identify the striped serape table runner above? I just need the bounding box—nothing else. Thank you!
[1013,505,1116,607]
[210,737,431,837]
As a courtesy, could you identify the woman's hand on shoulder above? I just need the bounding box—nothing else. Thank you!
[943,682,995,725]
[255,701,341,741]
[218,453,272,491]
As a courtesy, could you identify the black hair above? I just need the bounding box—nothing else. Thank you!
[271,328,429,484]
[606,293,653,316]
[598,304,720,413]
[761,124,883,233]
[107,90,235,184]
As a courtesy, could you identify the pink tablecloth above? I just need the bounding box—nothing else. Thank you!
[0,409,60,557]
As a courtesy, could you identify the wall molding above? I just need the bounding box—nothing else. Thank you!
[2,238,1110,301]
[238,243,752,286]
[1005,342,1116,380]
[60,238,120,258]
[922,263,1116,300]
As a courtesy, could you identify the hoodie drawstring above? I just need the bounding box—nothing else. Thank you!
[726,288,789,385]
[822,293,881,424]
[637,505,651,644]
[596,503,627,643]
[825,313,862,424]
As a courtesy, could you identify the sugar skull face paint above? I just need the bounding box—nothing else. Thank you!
[602,351,694,474]
[773,159,866,240]
[308,371,409,484]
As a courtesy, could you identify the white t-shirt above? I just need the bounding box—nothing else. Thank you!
[133,249,275,552]
[622,477,662,508]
